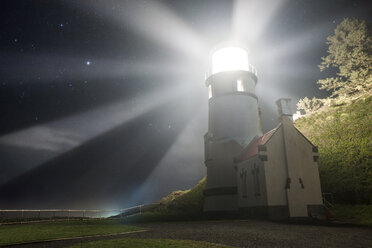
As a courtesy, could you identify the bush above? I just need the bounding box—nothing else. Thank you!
[297,97,324,113]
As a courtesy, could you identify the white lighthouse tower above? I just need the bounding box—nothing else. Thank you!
[203,46,263,213]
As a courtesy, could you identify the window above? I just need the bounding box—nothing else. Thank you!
[237,79,245,92]
[208,85,212,99]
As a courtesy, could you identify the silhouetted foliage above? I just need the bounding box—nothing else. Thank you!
[318,18,372,97]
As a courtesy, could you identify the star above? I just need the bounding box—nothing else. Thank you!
[60,23,64,28]
[14,38,18,43]
[86,61,91,65]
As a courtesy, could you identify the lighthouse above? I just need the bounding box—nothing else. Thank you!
[203,46,262,213]
[203,46,324,218]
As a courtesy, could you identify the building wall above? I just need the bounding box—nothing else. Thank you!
[281,117,323,217]
[263,127,288,207]
[203,195,239,212]
[235,120,323,218]
[204,70,261,213]
[236,156,267,208]
[209,95,261,145]
[207,71,261,146]
[203,140,242,212]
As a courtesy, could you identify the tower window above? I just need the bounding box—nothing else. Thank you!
[237,79,245,92]
[208,85,212,99]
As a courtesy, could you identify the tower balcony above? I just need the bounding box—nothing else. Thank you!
[205,64,258,81]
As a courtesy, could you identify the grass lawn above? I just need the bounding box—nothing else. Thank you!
[0,219,142,245]
[68,238,234,248]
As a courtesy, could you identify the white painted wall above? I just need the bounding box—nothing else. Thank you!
[264,127,288,207]
[237,156,268,207]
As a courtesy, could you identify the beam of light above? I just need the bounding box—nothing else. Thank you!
[264,62,320,80]
[0,52,193,82]
[255,60,320,106]
[230,0,288,45]
[73,0,207,59]
[212,46,249,74]
[0,82,196,184]
[123,103,207,207]
[256,82,298,119]
[257,25,332,65]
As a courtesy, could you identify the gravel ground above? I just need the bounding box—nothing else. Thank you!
[4,220,372,248]
[129,220,372,248]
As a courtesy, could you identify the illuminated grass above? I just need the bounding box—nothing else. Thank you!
[68,238,234,248]
[0,219,142,245]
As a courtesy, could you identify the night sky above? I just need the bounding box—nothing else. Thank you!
[0,0,370,209]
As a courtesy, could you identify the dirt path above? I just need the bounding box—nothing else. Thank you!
[5,220,372,248]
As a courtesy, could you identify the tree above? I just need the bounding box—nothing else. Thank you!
[297,97,324,113]
[318,18,372,97]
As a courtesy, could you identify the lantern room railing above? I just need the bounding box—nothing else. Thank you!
[205,64,258,80]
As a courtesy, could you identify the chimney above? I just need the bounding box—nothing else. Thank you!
[276,98,293,121]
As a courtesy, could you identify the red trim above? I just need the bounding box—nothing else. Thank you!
[235,126,279,163]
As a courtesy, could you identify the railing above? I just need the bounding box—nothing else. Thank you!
[0,205,145,224]
[204,64,258,80]
[322,193,334,208]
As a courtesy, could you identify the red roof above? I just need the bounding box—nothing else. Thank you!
[235,126,279,163]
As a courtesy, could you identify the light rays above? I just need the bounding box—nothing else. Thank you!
[228,2,337,132]
[258,25,332,65]
[74,0,207,60]
[230,0,288,45]
[1,0,348,209]
[123,102,207,207]
[0,0,209,189]
[0,82,197,184]
[0,52,193,82]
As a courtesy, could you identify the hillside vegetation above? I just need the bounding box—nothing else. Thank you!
[295,96,372,204]
[156,177,206,211]
[125,177,206,222]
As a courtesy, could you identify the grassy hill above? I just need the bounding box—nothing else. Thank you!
[125,177,206,222]
[295,95,372,204]
[156,177,206,210]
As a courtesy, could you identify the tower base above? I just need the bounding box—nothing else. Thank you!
[203,194,238,213]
